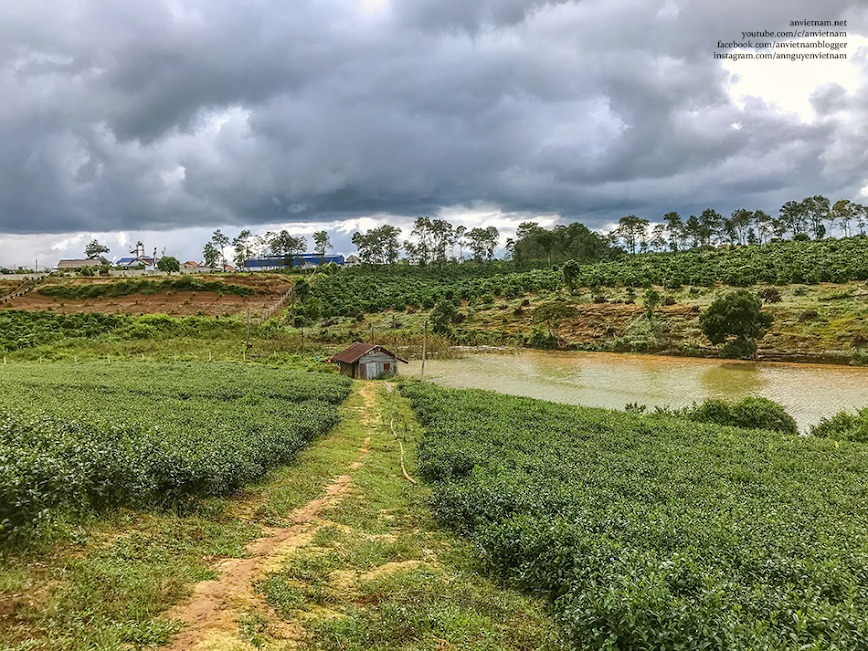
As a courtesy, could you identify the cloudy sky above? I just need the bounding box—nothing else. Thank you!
[1,0,866,268]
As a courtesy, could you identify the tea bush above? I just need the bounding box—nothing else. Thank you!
[0,310,127,351]
[37,277,255,300]
[687,396,798,434]
[0,362,351,540]
[810,408,868,442]
[400,382,868,649]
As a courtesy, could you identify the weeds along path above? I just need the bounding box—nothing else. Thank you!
[161,383,378,651]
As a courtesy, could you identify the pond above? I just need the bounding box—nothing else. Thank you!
[403,350,868,432]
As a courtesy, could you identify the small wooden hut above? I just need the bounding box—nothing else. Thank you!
[332,342,408,379]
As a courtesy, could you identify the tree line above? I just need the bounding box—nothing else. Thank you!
[202,228,332,268]
[350,217,501,266]
[84,192,865,273]
[609,196,868,254]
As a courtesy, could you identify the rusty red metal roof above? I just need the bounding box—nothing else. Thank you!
[332,342,408,364]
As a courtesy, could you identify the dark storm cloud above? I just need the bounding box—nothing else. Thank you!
[0,0,865,236]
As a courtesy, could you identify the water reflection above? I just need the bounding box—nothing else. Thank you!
[405,350,868,432]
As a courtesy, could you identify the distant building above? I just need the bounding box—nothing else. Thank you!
[344,255,360,267]
[57,259,103,271]
[115,256,156,269]
[332,343,408,380]
[242,254,345,270]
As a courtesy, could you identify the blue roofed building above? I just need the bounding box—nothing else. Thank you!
[242,254,345,270]
[115,256,156,269]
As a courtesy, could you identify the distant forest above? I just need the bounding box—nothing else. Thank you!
[186,194,868,271]
[344,194,866,268]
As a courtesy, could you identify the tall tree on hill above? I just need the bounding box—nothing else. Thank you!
[430,219,454,267]
[454,225,467,260]
[803,195,830,239]
[211,229,230,269]
[650,224,667,251]
[854,203,868,235]
[699,209,723,246]
[684,215,702,248]
[409,217,434,265]
[232,229,254,268]
[467,226,499,262]
[353,225,401,265]
[313,230,332,264]
[267,230,306,268]
[754,210,773,243]
[84,239,110,264]
[378,225,403,264]
[729,209,754,245]
[663,212,683,251]
[203,242,219,268]
[780,200,807,237]
[830,200,853,237]
[614,215,650,254]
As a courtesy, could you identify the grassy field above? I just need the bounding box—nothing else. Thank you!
[401,381,868,650]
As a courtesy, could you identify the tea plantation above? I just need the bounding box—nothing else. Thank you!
[0,362,352,540]
[401,382,868,650]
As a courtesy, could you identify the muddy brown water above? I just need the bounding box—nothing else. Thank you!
[404,350,868,432]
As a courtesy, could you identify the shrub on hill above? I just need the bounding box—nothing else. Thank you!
[687,396,798,434]
[810,408,868,442]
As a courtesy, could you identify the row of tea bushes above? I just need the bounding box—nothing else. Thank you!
[400,382,868,650]
[0,362,352,540]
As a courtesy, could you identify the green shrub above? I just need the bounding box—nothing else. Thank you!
[688,396,797,434]
[810,409,868,442]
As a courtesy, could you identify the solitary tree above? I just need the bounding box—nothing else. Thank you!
[156,256,180,273]
[699,289,774,359]
[532,301,578,340]
[203,242,219,268]
[643,288,661,320]
[211,229,230,269]
[84,239,111,264]
[313,230,332,264]
[563,259,581,293]
[232,230,254,268]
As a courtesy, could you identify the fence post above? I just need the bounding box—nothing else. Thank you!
[421,320,427,381]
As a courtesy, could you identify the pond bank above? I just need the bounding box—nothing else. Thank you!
[402,349,868,433]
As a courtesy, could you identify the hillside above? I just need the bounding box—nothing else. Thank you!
[3,239,868,365]
[0,273,292,317]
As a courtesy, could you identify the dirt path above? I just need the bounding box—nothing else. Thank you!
[161,385,378,651]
